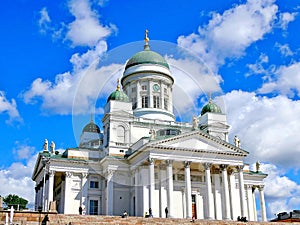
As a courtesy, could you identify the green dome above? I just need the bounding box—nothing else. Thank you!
[201,100,222,115]
[107,89,129,103]
[125,47,169,70]
[83,121,100,133]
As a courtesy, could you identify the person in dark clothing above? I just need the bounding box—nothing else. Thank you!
[165,207,168,218]
[149,208,153,217]
[79,206,83,215]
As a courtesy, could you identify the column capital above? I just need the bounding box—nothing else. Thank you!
[148,157,155,165]
[245,184,252,189]
[166,159,173,166]
[184,161,191,168]
[258,185,264,191]
[236,165,244,172]
[107,169,114,178]
[204,163,212,170]
[81,173,88,179]
[65,171,72,178]
[48,170,55,177]
[220,164,228,171]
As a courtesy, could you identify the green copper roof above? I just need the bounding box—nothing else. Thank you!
[83,120,100,133]
[201,99,222,115]
[107,89,129,103]
[125,47,170,70]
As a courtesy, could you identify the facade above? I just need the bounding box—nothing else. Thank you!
[32,33,268,221]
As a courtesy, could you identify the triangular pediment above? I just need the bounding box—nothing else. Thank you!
[148,130,248,156]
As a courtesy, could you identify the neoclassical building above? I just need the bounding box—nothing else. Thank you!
[32,33,268,221]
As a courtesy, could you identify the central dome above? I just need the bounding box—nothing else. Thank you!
[125,47,170,70]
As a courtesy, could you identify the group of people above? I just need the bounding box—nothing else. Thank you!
[237,216,248,222]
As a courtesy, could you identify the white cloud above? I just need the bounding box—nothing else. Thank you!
[216,90,300,168]
[0,91,22,123]
[177,0,279,72]
[258,62,300,97]
[0,148,37,209]
[23,49,123,115]
[278,12,297,30]
[258,163,300,217]
[66,0,114,47]
[247,53,269,76]
[38,7,51,34]
[275,43,294,57]
[166,56,223,120]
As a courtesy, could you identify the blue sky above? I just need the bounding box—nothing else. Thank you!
[1,0,300,219]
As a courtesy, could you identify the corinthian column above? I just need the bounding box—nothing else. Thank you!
[220,165,230,220]
[204,163,214,219]
[166,160,174,218]
[237,165,246,217]
[259,185,267,221]
[184,161,192,218]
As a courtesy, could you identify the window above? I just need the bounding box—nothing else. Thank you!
[132,97,137,109]
[90,181,99,189]
[142,85,147,91]
[164,98,168,110]
[142,96,148,108]
[89,200,99,215]
[131,87,136,93]
[153,96,160,108]
[164,88,167,94]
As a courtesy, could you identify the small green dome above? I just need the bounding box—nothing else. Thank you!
[125,47,169,70]
[107,89,129,103]
[83,121,100,133]
[201,99,222,115]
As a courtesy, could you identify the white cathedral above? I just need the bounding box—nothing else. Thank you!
[32,32,268,221]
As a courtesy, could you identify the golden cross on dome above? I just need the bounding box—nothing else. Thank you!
[144,29,149,43]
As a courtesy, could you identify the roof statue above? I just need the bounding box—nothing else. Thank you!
[149,127,156,141]
[256,161,261,172]
[234,135,241,148]
[192,115,198,130]
[43,139,48,151]
[50,141,55,154]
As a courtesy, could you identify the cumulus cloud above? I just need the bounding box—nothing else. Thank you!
[0,91,22,123]
[66,0,115,47]
[166,56,223,120]
[258,62,300,97]
[278,12,297,30]
[258,163,300,217]
[23,59,123,115]
[216,90,300,168]
[0,146,37,209]
[177,0,279,72]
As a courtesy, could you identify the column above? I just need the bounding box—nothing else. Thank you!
[252,187,257,221]
[47,170,55,211]
[81,173,88,209]
[159,164,167,217]
[237,165,246,217]
[134,168,139,216]
[106,170,114,215]
[63,172,72,214]
[221,165,231,220]
[136,81,141,108]
[228,171,238,220]
[259,185,267,221]
[213,173,222,220]
[246,185,254,221]
[166,160,174,218]
[148,158,155,214]
[184,161,192,218]
[204,163,214,219]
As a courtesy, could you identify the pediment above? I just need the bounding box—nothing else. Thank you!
[149,131,248,156]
